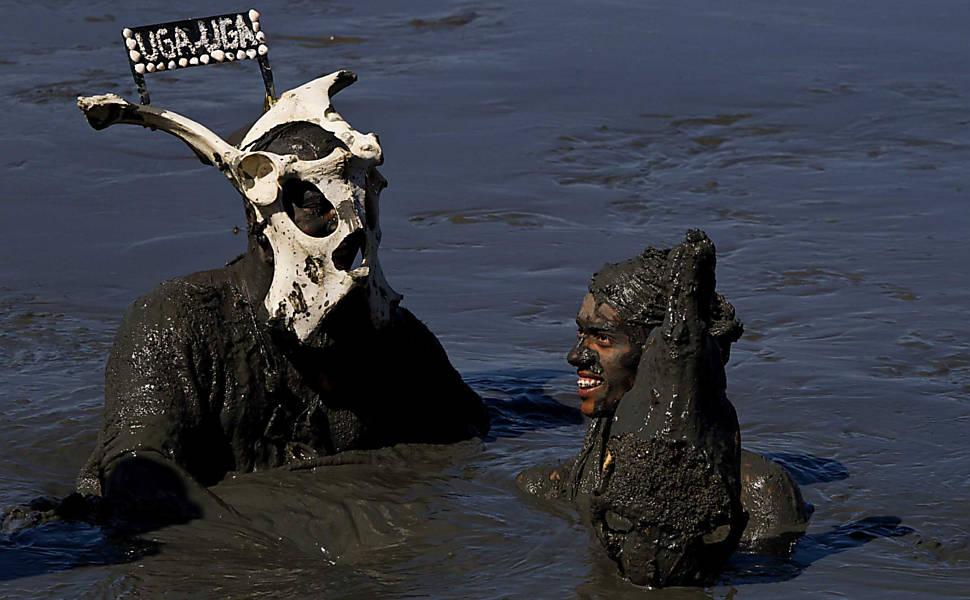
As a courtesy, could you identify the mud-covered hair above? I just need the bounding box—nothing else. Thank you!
[589,247,744,364]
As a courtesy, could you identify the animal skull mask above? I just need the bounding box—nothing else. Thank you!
[78,70,401,341]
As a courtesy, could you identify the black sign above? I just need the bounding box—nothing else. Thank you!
[122,9,275,106]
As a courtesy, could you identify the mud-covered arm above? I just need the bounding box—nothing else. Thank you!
[592,230,746,587]
[611,230,738,454]
[739,449,810,554]
[92,284,235,525]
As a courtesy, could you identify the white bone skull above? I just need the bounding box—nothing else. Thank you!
[78,70,401,341]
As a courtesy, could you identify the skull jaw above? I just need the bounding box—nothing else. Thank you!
[267,265,362,342]
[264,255,401,346]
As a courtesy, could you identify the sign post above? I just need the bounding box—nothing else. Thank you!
[121,9,276,109]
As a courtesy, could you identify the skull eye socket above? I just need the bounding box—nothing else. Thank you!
[281,180,338,238]
[237,153,279,206]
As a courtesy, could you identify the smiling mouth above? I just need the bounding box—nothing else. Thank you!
[577,372,603,392]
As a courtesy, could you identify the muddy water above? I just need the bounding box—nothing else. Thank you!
[1,0,969,597]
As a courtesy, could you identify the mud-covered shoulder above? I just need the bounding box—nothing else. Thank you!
[116,275,231,337]
[108,274,242,372]
[381,306,490,439]
[739,449,810,553]
[107,279,218,399]
[388,306,445,344]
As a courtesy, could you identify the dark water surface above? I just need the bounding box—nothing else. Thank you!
[2,0,969,597]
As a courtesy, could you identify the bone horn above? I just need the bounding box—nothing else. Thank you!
[77,93,239,168]
[239,70,361,150]
[265,69,356,125]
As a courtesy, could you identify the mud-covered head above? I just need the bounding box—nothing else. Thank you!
[76,70,401,345]
[568,294,643,418]
[567,240,742,418]
[588,247,667,343]
[588,246,742,361]
[236,71,400,343]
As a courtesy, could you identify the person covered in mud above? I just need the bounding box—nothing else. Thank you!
[44,71,488,528]
[517,230,809,587]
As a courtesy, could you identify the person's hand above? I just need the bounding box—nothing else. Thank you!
[656,228,716,356]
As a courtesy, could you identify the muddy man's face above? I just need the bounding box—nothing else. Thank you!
[567,293,642,418]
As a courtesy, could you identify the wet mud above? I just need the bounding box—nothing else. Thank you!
[3,0,970,598]
[73,250,486,518]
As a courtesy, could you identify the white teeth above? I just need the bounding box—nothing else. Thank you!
[577,377,603,389]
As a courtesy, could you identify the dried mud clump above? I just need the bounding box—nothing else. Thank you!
[592,435,744,587]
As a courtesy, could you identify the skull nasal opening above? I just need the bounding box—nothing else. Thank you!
[281,180,338,238]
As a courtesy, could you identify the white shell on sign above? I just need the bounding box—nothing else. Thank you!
[257,44,268,56]
[211,50,225,62]
[129,50,141,63]
[126,38,138,50]
[236,50,246,60]
[246,48,257,59]
[179,58,188,67]
[122,28,133,38]
[134,63,146,74]
[200,54,210,64]
[249,9,260,21]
